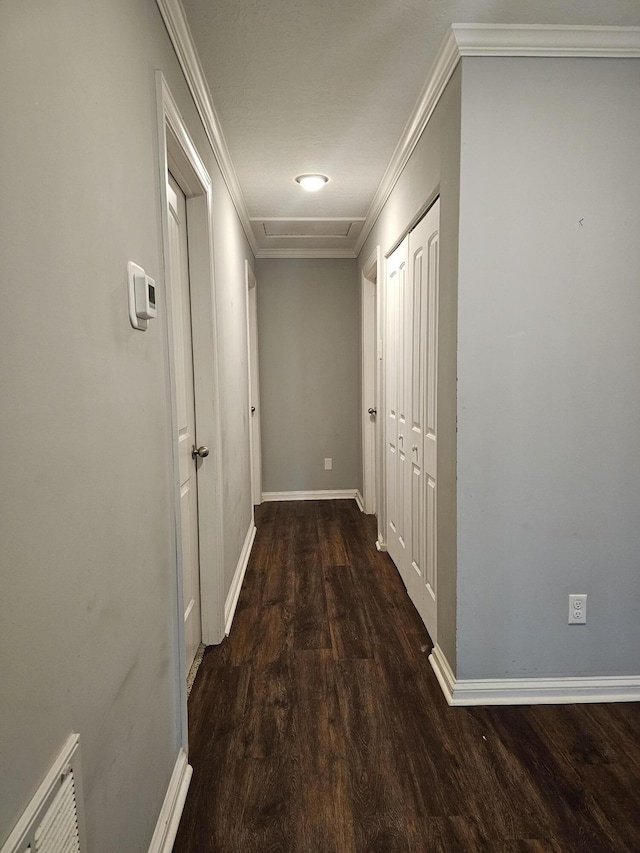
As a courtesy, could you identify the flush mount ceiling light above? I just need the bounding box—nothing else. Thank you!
[295,174,329,192]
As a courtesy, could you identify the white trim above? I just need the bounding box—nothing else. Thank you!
[245,261,262,507]
[429,643,457,701]
[157,74,226,757]
[375,537,387,552]
[355,24,640,256]
[361,249,378,516]
[158,75,227,649]
[155,0,258,256]
[451,23,640,58]
[429,644,640,707]
[147,750,192,853]
[355,490,365,513]
[256,248,357,259]
[155,11,640,264]
[262,489,360,502]
[224,521,257,635]
[355,29,459,256]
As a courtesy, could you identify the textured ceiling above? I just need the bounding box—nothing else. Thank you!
[180,0,640,255]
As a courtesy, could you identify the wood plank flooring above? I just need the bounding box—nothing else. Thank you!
[174,500,640,852]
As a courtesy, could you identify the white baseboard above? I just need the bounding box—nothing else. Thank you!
[148,749,192,853]
[355,490,365,512]
[261,489,359,502]
[224,520,257,635]
[375,536,387,552]
[429,643,640,706]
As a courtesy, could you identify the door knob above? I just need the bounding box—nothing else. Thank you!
[192,445,209,459]
[368,407,377,415]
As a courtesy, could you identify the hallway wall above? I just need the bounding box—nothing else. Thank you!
[256,258,361,495]
[0,1,254,850]
[456,56,640,680]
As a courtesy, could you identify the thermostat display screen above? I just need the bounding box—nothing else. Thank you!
[149,285,156,305]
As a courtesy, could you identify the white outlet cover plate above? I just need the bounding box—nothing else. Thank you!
[568,594,587,625]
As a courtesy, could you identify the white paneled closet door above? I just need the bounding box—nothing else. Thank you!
[385,237,409,587]
[385,199,440,644]
[406,200,439,642]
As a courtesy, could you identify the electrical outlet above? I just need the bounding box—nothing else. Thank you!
[324,458,332,470]
[568,594,587,625]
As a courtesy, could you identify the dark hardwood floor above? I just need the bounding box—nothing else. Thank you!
[174,500,640,852]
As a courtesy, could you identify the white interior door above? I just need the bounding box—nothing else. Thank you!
[246,262,262,507]
[167,172,202,673]
[405,200,440,642]
[385,237,409,585]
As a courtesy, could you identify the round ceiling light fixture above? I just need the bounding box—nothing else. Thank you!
[295,173,329,192]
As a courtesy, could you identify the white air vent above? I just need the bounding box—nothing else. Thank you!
[1,735,87,853]
[34,770,80,853]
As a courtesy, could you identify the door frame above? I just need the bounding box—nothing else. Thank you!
[156,73,226,748]
[361,248,380,518]
[245,260,262,507]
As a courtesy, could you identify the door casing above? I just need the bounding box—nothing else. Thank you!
[156,73,225,750]
[245,260,262,508]
[361,249,377,516]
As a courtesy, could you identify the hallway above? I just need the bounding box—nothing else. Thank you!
[174,500,640,852]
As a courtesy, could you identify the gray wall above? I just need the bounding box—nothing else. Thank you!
[0,1,254,850]
[256,258,361,493]
[358,67,462,669]
[456,57,640,679]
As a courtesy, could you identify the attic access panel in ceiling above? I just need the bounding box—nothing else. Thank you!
[251,218,365,257]
[263,219,365,238]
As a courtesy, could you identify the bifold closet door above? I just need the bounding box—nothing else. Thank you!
[385,236,409,586]
[405,200,439,642]
[384,199,440,644]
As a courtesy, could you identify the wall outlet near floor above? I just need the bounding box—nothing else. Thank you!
[568,594,587,625]
[324,457,332,470]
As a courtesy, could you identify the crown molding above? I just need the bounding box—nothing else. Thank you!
[452,23,640,58]
[255,249,357,259]
[156,0,259,256]
[156,8,640,262]
[355,24,640,257]
[354,27,460,257]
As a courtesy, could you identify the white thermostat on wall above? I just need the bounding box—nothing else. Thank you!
[127,261,157,331]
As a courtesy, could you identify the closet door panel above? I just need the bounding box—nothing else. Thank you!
[406,238,426,606]
[385,237,409,583]
[419,200,440,641]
